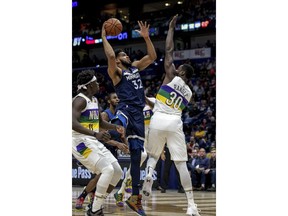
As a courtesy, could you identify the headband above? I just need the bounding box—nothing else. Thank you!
[77,76,97,91]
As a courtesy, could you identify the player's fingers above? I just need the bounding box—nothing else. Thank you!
[137,21,142,28]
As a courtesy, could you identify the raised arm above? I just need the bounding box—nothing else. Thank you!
[101,22,122,85]
[132,21,157,71]
[163,15,178,85]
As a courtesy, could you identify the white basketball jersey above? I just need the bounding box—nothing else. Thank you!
[154,76,192,116]
[72,93,100,137]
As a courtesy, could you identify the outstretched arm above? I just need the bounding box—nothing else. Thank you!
[101,22,122,85]
[163,15,178,85]
[132,21,157,71]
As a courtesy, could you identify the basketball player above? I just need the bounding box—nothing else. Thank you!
[72,70,125,216]
[101,20,157,216]
[74,92,129,210]
[113,97,155,207]
[141,15,201,216]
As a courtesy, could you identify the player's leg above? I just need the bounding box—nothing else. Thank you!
[142,128,166,200]
[72,139,115,215]
[122,148,147,194]
[167,131,201,216]
[75,174,100,209]
[86,158,114,215]
[110,116,130,206]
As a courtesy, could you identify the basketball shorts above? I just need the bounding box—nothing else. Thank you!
[112,104,145,150]
[146,112,188,161]
[72,136,117,174]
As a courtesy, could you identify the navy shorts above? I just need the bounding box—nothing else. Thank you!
[111,104,145,150]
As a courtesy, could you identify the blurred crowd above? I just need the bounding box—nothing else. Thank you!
[73,0,216,37]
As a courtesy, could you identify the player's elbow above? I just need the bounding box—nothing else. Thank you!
[148,53,157,62]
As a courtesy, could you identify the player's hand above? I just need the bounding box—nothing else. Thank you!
[115,125,125,136]
[101,22,107,38]
[135,21,150,38]
[95,131,111,142]
[169,14,178,29]
[116,142,130,154]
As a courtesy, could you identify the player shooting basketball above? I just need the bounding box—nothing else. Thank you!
[101,20,157,216]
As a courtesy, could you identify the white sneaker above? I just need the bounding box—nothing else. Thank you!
[186,203,201,216]
[142,176,153,200]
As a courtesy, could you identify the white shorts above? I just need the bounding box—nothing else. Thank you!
[146,112,188,161]
[72,136,117,174]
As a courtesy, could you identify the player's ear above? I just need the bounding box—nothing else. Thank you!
[115,58,121,64]
[179,70,185,76]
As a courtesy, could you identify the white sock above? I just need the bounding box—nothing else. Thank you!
[118,167,131,194]
[92,193,105,212]
[185,190,197,210]
[146,156,158,178]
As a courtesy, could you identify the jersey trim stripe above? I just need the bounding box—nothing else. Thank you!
[156,85,188,111]
[127,135,145,141]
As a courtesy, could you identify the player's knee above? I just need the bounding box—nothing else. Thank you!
[101,164,114,176]
[113,163,122,180]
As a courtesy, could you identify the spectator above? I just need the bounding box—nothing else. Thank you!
[187,148,199,179]
[192,148,210,191]
[207,148,216,191]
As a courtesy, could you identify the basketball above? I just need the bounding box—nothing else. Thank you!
[104,18,123,36]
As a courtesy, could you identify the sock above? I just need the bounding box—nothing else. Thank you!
[118,179,126,194]
[78,188,88,199]
[146,156,158,178]
[185,190,195,205]
[92,193,105,212]
[147,166,154,178]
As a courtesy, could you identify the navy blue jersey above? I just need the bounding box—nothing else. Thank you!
[103,108,115,121]
[103,108,119,158]
[114,66,145,110]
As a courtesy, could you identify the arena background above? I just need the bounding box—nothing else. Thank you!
[72,0,216,190]
[2,0,288,216]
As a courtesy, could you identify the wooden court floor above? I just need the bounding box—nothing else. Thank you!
[72,186,216,216]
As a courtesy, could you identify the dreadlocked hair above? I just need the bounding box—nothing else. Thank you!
[77,69,95,85]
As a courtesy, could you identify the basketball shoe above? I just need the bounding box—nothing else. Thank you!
[142,176,153,200]
[125,194,146,216]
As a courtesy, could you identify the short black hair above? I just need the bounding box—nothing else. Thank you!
[108,92,117,99]
[77,69,95,85]
[114,49,124,58]
[182,64,194,79]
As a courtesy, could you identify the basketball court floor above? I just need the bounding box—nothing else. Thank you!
[72,186,216,216]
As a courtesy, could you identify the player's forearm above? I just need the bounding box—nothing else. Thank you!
[72,121,94,136]
[99,119,117,131]
[144,36,157,61]
[165,27,174,54]
[102,36,115,59]
[105,140,119,147]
